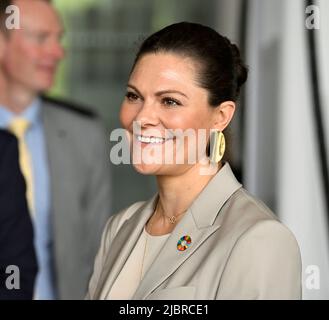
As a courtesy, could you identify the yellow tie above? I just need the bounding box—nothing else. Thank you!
[8,118,35,216]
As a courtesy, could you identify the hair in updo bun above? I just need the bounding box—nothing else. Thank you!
[132,21,248,107]
[229,43,248,97]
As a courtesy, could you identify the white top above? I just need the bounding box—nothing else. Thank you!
[103,227,170,300]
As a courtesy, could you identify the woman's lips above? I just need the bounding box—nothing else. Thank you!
[134,134,174,145]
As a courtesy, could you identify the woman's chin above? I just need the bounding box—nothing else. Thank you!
[132,163,163,175]
[132,162,192,177]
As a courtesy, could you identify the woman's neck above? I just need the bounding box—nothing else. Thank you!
[156,162,222,220]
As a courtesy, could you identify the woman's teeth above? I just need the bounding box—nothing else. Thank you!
[136,135,171,144]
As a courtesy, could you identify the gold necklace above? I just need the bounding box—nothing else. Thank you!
[140,204,187,281]
[156,202,187,224]
[167,211,186,224]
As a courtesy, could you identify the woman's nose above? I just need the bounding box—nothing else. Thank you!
[134,101,160,128]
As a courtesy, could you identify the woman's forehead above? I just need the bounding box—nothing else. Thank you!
[130,53,200,88]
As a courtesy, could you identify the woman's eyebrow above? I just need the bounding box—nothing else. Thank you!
[155,90,188,98]
[127,84,143,97]
[127,85,188,99]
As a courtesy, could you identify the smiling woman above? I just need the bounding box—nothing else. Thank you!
[87,22,302,300]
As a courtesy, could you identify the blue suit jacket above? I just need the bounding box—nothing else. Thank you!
[0,129,38,300]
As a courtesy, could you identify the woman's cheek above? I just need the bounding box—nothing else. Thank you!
[119,104,135,129]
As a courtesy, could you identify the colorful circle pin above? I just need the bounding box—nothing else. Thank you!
[177,235,192,251]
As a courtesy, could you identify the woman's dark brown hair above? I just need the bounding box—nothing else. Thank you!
[132,22,248,107]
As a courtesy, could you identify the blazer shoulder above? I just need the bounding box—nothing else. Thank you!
[223,187,278,226]
[217,218,302,299]
[102,201,146,243]
[41,95,98,119]
[238,218,300,251]
[220,187,301,273]
[235,219,302,276]
[238,188,277,220]
[217,187,281,247]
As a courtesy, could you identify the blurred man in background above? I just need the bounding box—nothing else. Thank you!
[0,129,37,300]
[0,0,112,299]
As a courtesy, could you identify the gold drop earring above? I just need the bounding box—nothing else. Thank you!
[209,130,226,163]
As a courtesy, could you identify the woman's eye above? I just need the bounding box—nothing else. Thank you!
[125,92,139,102]
[162,97,182,107]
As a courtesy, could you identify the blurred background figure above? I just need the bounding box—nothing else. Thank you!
[0,0,112,299]
[47,0,328,299]
[0,129,37,300]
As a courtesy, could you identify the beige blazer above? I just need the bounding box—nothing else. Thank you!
[87,162,302,300]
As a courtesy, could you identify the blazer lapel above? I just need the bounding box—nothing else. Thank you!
[94,196,158,299]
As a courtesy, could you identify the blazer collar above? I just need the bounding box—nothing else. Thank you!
[190,161,243,228]
[95,162,242,300]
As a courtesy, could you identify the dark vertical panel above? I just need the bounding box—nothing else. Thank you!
[238,0,248,183]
